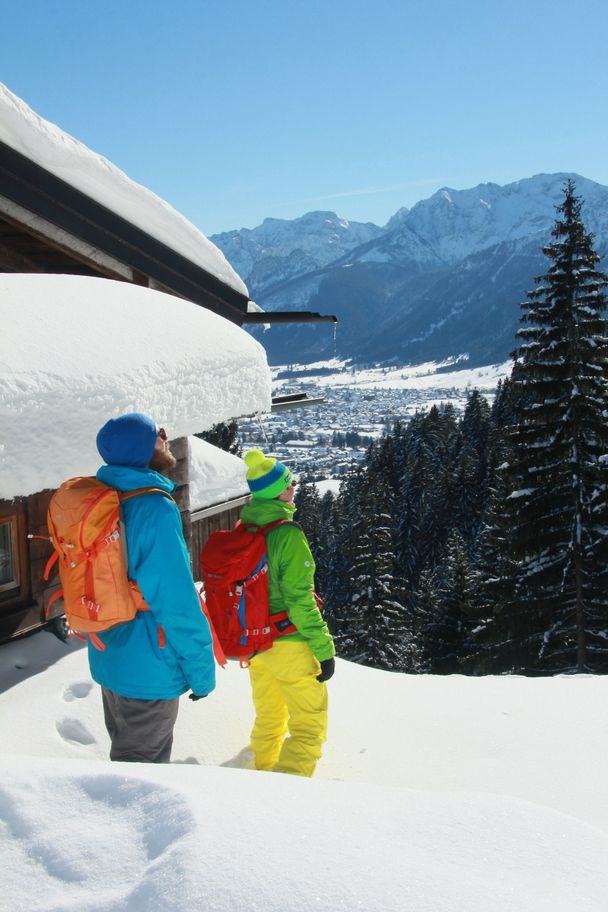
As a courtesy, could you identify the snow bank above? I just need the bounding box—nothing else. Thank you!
[4,756,607,912]
[0,274,271,499]
[0,83,247,296]
[188,436,248,511]
[1,634,608,911]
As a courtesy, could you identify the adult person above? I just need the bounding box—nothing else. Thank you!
[241,448,335,777]
[90,412,215,763]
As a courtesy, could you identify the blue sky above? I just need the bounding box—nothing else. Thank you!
[3,0,608,235]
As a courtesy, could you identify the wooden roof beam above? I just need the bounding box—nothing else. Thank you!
[0,238,45,272]
[0,193,135,281]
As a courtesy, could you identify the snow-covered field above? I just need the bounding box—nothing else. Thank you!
[272,357,512,394]
[1,631,606,911]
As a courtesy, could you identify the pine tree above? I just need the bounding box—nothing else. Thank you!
[466,463,518,673]
[427,530,476,673]
[293,474,322,551]
[412,568,440,672]
[396,406,460,583]
[322,466,361,644]
[195,420,241,454]
[499,180,608,673]
[454,389,493,538]
[339,468,414,671]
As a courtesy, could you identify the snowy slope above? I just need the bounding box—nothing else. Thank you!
[0,633,607,911]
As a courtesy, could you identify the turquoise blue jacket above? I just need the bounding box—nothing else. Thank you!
[87,465,216,700]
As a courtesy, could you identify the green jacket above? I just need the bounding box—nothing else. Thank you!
[239,497,335,662]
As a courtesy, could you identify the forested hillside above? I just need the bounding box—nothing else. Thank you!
[294,182,608,676]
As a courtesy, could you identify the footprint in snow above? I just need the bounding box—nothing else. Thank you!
[62,681,94,702]
[3,772,195,904]
[56,718,96,746]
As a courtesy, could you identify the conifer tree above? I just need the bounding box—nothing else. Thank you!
[499,181,608,673]
[427,530,476,672]
[455,390,493,537]
[293,474,322,551]
[195,420,241,454]
[412,568,440,672]
[323,467,361,645]
[340,469,414,671]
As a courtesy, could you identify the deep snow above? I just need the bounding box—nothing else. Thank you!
[0,273,271,499]
[0,632,606,912]
[0,83,246,296]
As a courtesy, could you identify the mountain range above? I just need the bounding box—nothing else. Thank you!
[211,173,608,367]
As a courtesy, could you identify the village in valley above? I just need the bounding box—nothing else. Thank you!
[240,360,510,479]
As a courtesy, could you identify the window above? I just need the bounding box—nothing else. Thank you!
[0,517,19,593]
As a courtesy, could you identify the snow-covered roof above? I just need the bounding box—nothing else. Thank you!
[188,436,249,512]
[0,273,271,499]
[0,83,247,297]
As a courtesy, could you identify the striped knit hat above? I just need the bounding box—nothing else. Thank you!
[244,449,293,500]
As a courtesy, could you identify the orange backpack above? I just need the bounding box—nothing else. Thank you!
[44,477,170,649]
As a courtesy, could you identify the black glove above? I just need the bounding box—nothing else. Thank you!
[316,658,335,682]
[188,693,208,702]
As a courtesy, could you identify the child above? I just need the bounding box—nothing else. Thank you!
[241,449,335,777]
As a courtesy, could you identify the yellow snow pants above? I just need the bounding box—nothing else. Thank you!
[249,640,328,777]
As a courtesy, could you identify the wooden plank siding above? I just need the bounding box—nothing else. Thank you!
[0,489,63,641]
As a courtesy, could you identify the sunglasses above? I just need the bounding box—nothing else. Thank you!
[157,427,168,441]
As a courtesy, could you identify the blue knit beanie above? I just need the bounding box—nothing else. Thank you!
[96,413,158,467]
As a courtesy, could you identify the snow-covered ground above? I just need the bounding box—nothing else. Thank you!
[272,357,512,394]
[314,478,342,496]
[1,631,606,911]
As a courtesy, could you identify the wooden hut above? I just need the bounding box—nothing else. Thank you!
[0,85,333,642]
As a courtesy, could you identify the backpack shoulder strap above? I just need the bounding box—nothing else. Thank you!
[259,519,294,535]
[119,487,175,504]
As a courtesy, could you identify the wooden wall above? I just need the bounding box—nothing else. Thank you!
[24,489,62,620]
[0,489,61,641]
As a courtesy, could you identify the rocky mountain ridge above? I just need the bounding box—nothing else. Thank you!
[211,173,608,366]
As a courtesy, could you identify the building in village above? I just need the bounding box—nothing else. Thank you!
[0,84,333,642]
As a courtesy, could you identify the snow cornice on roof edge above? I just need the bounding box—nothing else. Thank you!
[0,274,270,500]
[0,84,248,304]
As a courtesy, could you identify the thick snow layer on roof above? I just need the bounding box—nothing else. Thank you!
[188,436,248,511]
[0,84,247,297]
[0,274,271,499]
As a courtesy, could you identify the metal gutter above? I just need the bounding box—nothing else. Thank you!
[190,493,250,523]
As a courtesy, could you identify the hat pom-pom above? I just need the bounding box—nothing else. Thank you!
[244,448,265,469]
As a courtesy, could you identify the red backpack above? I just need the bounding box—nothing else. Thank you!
[200,520,297,662]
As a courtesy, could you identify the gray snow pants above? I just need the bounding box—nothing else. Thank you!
[101,687,180,763]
